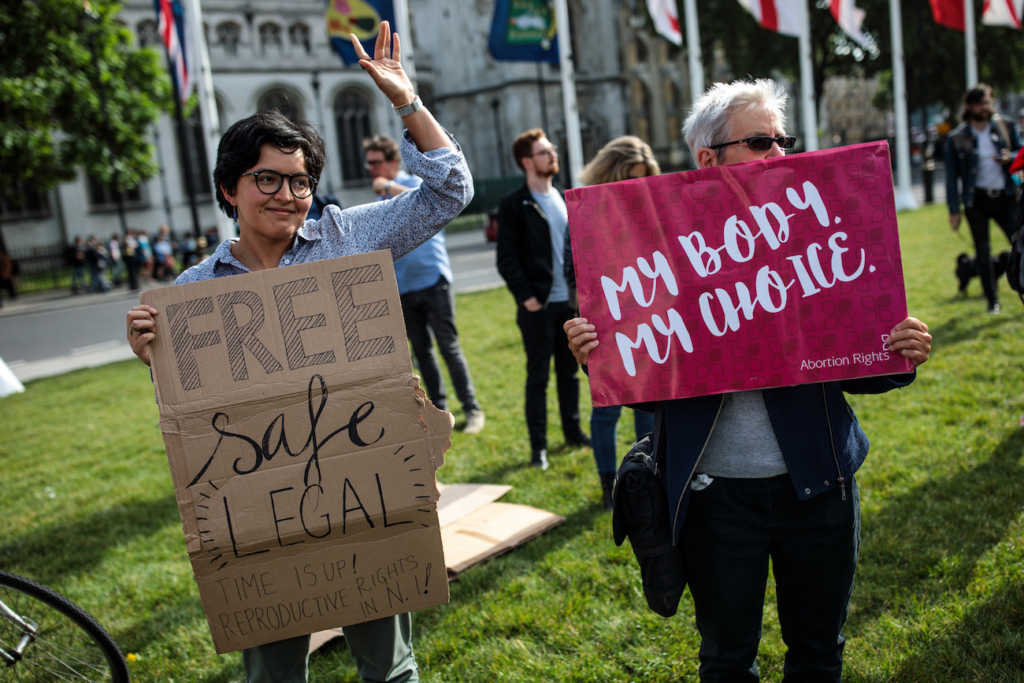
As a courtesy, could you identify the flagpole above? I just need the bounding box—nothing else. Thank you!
[682,0,704,102]
[183,0,234,243]
[964,0,978,86]
[554,0,583,188]
[889,0,918,210]
[797,0,818,151]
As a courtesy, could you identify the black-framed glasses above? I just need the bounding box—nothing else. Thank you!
[708,135,797,152]
[243,170,317,198]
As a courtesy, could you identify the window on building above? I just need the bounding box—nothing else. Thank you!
[87,178,144,211]
[178,107,212,199]
[289,23,311,54]
[0,183,51,220]
[217,21,241,55]
[333,88,372,186]
[259,22,282,54]
[136,19,158,48]
[257,88,303,123]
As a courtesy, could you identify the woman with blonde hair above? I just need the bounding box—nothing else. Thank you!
[565,135,659,508]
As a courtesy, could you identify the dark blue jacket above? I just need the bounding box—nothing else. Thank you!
[655,373,915,544]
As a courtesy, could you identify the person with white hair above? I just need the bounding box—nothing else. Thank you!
[565,79,933,681]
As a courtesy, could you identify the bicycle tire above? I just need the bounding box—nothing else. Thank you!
[0,570,129,682]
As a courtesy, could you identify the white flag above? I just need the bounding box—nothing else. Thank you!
[982,0,1023,27]
[646,0,683,44]
[830,0,877,51]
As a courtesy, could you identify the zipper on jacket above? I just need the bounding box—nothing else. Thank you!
[821,384,846,501]
[673,394,726,535]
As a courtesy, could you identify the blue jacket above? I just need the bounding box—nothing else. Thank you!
[655,373,915,544]
[944,116,1021,213]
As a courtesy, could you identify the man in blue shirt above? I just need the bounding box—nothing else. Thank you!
[364,134,484,434]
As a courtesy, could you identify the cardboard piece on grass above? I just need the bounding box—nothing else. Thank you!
[440,501,564,575]
[141,250,452,654]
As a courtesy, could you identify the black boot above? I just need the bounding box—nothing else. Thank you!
[600,472,616,510]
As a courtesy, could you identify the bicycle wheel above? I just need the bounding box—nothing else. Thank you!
[0,570,128,682]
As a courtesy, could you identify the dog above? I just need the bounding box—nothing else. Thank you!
[955,250,1011,295]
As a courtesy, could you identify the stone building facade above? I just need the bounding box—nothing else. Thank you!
[1,1,736,261]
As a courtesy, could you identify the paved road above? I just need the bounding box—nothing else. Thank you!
[0,230,501,383]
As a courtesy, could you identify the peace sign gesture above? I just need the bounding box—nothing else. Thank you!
[350,21,415,108]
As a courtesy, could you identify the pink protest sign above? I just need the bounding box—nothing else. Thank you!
[566,141,912,407]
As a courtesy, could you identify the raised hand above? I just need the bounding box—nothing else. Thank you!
[350,21,415,107]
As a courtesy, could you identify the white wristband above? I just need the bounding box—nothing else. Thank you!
[394,96,423,118]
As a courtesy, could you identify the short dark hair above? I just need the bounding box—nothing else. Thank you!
[213,110,325,218]
[961,83,993,122]
[512,128,546,170]
[362,134,399,161]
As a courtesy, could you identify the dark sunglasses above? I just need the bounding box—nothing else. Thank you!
[709,135,797,152]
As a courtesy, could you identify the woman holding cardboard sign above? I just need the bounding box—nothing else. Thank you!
[126,22,469,683]
[564,79,931,681]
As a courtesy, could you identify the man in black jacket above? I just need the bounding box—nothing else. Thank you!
[496,128,589,470]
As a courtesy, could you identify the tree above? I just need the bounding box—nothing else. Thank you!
[0,0,170,234]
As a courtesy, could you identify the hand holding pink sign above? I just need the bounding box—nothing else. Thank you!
[566,141,929,407]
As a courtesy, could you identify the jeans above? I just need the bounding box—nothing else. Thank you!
[964,191,1019,306]
[591,405,655,474]
[683,474,859,682]
[242,613,418,682]
[515,300,582,451]
[401,277,479,414]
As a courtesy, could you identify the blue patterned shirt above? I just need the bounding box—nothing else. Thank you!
[175,132,473,285]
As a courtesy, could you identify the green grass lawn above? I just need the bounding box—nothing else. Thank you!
[1,202,1022,681]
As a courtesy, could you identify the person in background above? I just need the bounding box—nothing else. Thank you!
[497,128,590,470]
[565,79,932,681]
[126,23,471,683]
[563,136,658,508]
[365,133,485,434]
[70,236,87,295]
[944,83,1021,314]
[0,247,17,307]
[108,234,124,287]
[124,230,141,291]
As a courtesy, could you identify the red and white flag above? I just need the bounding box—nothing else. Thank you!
[646,0,682,45]
[830,0,875,50]
[982,0,1023,27]
[929,0,965,31]
[155,0,191,102]
[736,0,806,37]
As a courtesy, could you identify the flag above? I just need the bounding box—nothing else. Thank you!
[929,0,965,30]
[646,0,682,45]
[736,0,806,37]
[488,0,559,64]
[154,0,191,102]
[830,0,876,51]
[982,0,1023,27]
[326,0,396,66]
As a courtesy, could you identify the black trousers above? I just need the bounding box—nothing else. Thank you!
[515,301,582,451]
[400,277,479,414]
[965,190,1019,306]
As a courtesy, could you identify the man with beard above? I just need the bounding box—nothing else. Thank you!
[497,128,589,470]
[945,83,1021,314]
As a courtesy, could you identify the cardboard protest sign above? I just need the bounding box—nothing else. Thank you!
[141,250,451,653]
[566,141,913,407]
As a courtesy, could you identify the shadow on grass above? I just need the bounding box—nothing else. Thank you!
[0,494,179,586]
[927,309,1016,348]
[890,580,1024,680]
[851,428,1024,629]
